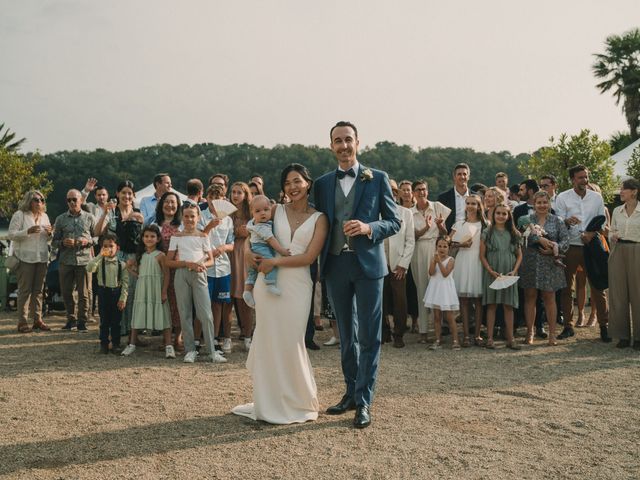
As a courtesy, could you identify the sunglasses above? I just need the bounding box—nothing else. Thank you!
[66,198,79,203]
[32,198,45,203]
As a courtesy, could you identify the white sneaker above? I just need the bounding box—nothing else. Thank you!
[222,338,232,352]
[244,337,252,351]
[184,351,198,363]
[165,345,176,359]
[242,291,255,308]
[323,336,339,346]
[211,351,228,363]
[267,284,281,296]
[121,344,136,356]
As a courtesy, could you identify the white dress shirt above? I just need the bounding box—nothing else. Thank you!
[338,161,359,196]
[554,189,605,246]
[8,210,51,263]
[454,188,470,222]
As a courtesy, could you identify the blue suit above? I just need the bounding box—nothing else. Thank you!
[314,164,400,407]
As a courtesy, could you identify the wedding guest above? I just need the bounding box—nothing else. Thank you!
[450,194,486,346]
[555,165,610,342]
[53,189,97,332]
[470,183,488,197]
[186,178,206,209]
[200,184,236,353]
[8,190,52,333]
[495,172,510,200]
[480,204,522,350]
[248,181,262,198]
[153,191,183,349]
[250,174,265,192]
[140,173,172,224]
[424,236,459,350]
[229,181,255,350]
[95,180,144,338]
[608,178,640,349]
[410,180,450,342]
[382,179,415,348]
[208,173,229,197]
[80,178,111,219]
[539,175,558,209]
[513,179,539,227]
[509,184,522,204]
[438,163,471,232]
[397,179,418,331]
[483,187,505,221]
[518,191,569,346]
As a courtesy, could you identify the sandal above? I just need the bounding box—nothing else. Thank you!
[485,339,495,349]
[17,323,32,333]
[429,340,441,350]
[548,337,558,347]
[452,341,461,350]
[462,336,471,348]
[32,321,51,331]
[523,331,534,345]
[474,336,484,347]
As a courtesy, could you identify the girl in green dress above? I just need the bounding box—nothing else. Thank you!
[480,205,522,350]
[121,224,173,358]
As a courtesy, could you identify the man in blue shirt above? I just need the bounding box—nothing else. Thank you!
[139,173,172,224]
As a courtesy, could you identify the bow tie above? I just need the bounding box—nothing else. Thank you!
[336,168,356,179]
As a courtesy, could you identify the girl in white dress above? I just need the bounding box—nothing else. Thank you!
[451,194,487,347]
[424,236,460,350]
[232,164,328,424]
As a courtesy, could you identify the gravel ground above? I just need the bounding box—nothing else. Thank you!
[1,311,639,480]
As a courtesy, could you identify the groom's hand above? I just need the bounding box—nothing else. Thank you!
[343,220,372,237]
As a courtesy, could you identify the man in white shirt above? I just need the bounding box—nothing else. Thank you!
[554,165,610,342]
[437,163,470,232]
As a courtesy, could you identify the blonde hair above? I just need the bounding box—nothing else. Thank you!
[18,190,46,212]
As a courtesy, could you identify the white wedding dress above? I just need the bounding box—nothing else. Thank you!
[232,205,322,424]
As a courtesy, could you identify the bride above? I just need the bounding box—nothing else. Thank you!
[232,163,328,424]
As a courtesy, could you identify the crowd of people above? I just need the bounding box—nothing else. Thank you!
[7,162,640,356]
[5,120,640,429]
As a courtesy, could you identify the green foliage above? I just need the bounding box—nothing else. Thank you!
[0,149,53,217]
[592,28,640,139]
[35,142,524,217]
[626,144,640,180]
[519,130,616,201]
[0,123,26,152]
[609,130,634,153]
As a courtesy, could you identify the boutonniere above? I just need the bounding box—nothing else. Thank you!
[360,168,373,182]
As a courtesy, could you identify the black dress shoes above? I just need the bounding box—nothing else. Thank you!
[535,327,548,339]
[326,394,356,415]
[557,326,575,340]
[305,341,321,351]
[354,405,371,429]
[600,326,612,343]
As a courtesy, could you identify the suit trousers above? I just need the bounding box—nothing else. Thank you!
[15,261,47,325]
[325,252,382,407]
[561,246,608,328]
[608,243,640,341]
[97,286,122,347]
[383,269,407,336]
[59,263,91,323]
[174,268,216,354]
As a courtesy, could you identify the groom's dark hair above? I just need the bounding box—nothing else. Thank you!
[281,163,313,196]
[330,121,358,140]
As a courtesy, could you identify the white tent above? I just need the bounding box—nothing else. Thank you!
[611,138,640,179]
[134,184,189,207]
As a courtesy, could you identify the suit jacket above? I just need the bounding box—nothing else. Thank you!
[314,164,401,279]
[385,205,415,271]
[437,188,458,232]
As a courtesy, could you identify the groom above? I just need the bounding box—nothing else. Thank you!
[314,121,400,428]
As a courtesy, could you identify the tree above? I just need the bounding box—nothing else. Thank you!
[519,130,616,201]
[626,144,640,180]
[593,28,640,140]
[0,123,26,152]
[0,150,53,217]
[609,130,634,153]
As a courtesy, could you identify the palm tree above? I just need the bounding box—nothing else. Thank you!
[0,123,26,152]
[593,29,640,140]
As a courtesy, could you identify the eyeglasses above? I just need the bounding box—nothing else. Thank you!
[32,198,45,203]
[539,184,552,188]
[66,198,79,203]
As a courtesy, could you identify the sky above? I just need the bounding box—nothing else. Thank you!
[1,0,638,155]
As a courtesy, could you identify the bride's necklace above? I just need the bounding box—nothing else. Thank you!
[286,203,309,225]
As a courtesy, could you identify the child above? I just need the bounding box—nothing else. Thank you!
[166,203,227,364]
[480,205,523,350]
[86,233,129,354]
[242,195,290,308]
[423,236,460,350]
[121,224,173,358]
[451,194,486,347]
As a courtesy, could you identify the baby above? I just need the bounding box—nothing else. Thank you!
[242,195,290,308]
[521,220,565,268]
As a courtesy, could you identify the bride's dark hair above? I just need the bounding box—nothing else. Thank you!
[280,163,313,195]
